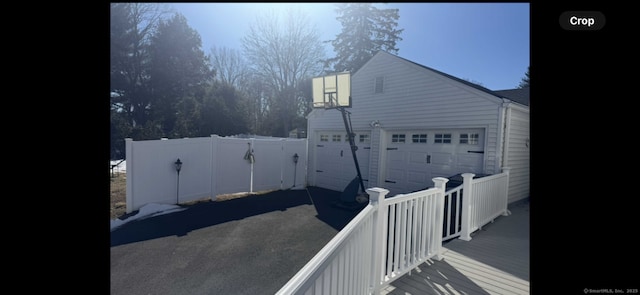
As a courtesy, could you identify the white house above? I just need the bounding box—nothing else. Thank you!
[306,51,529,203]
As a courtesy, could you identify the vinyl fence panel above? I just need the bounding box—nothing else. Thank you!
[211,136,252,197]
[125,135,308,213]
[125,137,212,213]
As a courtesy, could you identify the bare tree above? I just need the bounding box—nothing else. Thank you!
[238,72,271,135]
[210,46,248,88]
[242,7,325,136]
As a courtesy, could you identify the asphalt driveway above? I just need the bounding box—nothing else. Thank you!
[110,186,365,295]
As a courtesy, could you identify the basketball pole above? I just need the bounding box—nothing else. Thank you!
[338,105,367,196]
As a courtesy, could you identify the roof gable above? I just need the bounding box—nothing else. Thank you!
[354,51,528,106]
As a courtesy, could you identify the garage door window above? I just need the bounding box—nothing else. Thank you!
[434,133,452,144]
[392,134,406,143]
[320,134,329,142]
[332,134,342,142]
[359,134,370,143]
[412,134,427,143]
[460,133,479,144]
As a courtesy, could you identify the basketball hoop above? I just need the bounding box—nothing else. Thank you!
[312,72,368,207]
[312,72,352,109]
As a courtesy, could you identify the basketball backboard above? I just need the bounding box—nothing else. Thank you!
[312,72,351,109]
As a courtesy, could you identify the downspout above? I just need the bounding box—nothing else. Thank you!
[502,100,513,169]
[495,100,507,173]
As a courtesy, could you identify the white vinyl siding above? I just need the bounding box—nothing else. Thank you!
[504,105,530,203]
[307,51,525,193]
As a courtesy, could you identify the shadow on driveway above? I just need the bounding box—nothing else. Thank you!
[306,186,366,231]
[111,186,365,247]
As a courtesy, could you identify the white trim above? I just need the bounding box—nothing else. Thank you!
[497,102,507,172]
[503,104,513,168]
[377,128,388,188]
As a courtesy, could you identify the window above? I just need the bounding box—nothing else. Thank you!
[359,134,370,143]
[374,76,384,94]
[434,133,452,144]
[332,134,341,142]
[391,134,406,143]
[460,133,479,144]
[320,134,328,142]
[412,134,427,143]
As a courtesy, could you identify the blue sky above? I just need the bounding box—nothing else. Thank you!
[170,3,529,90]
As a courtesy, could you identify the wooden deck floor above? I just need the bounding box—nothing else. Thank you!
[381,199,530,295]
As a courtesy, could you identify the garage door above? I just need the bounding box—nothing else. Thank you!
[383,129,485,196]
[314,131,371,192]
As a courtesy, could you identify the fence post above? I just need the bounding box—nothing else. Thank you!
[459,173,476,241]
[125,138,133,214]
[367,187,389,295]
[432,177,449,260]
[501,167,511,216]
[210,135,220,201]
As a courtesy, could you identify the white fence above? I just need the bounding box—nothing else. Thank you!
[276,178,449,295]
[277,168,511,295]
[125,135,307,213]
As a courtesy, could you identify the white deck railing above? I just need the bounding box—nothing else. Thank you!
[277,168,511,294]
[276,204,377,295]
[459,167,511,241]
[442,185,464,241]
[276,178,449,295]
[377,183,446,289]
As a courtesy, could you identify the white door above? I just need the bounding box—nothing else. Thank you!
[314,131,371,192]
[383,129,485,196]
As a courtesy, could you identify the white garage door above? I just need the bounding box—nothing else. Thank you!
[314,131,371,192]
[383,129,485,196]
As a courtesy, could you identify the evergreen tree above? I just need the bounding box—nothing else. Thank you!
[110,3,169,158]
[518,66,530,88]
[148,13,213,138]
[325,3,403,73]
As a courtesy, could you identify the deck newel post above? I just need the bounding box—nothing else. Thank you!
[432,177,449,260]
[501,167,511,216]
[459,173,476,241]
[367,187,389,295]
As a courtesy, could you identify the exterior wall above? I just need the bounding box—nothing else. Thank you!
[503,103,530,203]
[307,52,505,189]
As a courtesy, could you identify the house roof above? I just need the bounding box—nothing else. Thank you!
[493,88,530,106]
[360,51,529,107]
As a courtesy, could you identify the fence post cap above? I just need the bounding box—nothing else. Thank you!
[461,173,476,179]
[366,187,389,194]
[366,187,389,203]
[432,177,449,183]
